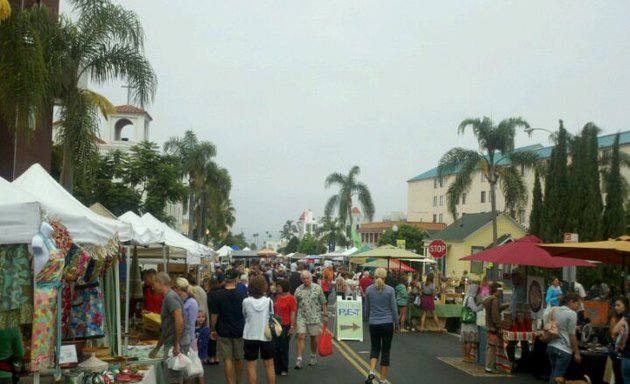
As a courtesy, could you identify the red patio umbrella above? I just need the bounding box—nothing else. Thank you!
[459,235,594,268]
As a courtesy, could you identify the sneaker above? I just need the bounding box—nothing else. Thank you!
[484,368,499,374]
[280,371,288,376]
[365,370,376,384]
[309,354,318,366]
[294,358,302,370]
[379,380,391,384]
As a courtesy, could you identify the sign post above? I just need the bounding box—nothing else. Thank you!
[334,296,363,341]
[563,233,579,283]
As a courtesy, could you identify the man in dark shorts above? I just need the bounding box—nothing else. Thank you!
[210,269,247,384]
[149,272,190,384]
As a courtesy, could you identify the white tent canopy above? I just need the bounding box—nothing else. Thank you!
[140,213,211,264]
[0,177,41,244]
[118,211,165,246]
[13,164,133,245]
[217,245,233,257]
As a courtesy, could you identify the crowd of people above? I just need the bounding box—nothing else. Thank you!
[140,260,436,384]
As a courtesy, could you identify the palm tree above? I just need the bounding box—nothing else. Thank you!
[55,0,157,191]
[196,161,232,242]
[164,130,216,238]
[0,5,61,179]
[324,165,375,238]
[315,217,347,252]
[280,220,297,241]
[437,117,538,247]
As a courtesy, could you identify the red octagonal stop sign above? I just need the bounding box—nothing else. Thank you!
[428,239,447,258]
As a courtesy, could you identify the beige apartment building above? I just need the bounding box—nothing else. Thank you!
[407,130,630,229]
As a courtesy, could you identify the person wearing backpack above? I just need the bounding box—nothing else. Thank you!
[547,293,582,384]
[460,284,482,363]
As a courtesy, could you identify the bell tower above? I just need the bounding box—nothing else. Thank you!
[99,105,153,153]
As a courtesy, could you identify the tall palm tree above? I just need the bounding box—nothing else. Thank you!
[437,117,538,247]
[197,161,233,242]
[55,0,157,191]
[164,130,216,238]
[324,165,375,238]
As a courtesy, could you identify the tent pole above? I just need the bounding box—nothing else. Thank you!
[115,257,122,356]
[124,245,131,354]
[162,244,167,272]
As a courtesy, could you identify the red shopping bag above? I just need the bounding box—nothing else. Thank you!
[318,325,333,357]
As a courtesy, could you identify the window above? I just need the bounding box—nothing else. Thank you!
[439,214,443,223]
[520,164,527,177]
[481,191,486,203]
[439,196,444,206]
[439,179,443,188]
[432,214,437,223]
[518,209,526,223]
[433,196,437,207]
[481,173,485,183]
[462,193,467,205]
[434,178,438,189]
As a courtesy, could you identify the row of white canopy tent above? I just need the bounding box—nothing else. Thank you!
[0,163,212,262]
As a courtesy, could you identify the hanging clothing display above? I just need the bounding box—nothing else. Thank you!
[30,235,64,372]
[70,284,105,338]
[0,245,33,329]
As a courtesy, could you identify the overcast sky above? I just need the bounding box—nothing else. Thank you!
[61,1,630,242]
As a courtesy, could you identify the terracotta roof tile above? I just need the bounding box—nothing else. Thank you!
[115,105,152,120]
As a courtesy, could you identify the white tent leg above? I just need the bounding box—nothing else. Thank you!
[124,245,131,354]
[115,258,122,356]
[162,244,167,272]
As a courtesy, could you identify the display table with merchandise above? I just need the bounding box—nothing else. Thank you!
[407,302,462,332]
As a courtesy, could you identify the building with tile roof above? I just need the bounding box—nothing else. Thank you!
[425,211,527,278]
[407,130,630,230]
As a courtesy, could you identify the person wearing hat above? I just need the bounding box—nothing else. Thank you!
[210,269,247,384]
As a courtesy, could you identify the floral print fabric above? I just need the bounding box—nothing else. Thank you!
[0,245,33,329]
[31,237,65,372]
[70,284,105,338]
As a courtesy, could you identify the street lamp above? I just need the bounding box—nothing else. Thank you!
[392,225,398,247]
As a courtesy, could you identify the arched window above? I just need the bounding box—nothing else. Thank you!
[114,118,134,141]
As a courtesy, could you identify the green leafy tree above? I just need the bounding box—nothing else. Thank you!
[603,133,626,238]
[197,162,233,243]
[324,166,375,238]
[567,123,603,241]
[377,224,427,254]
[437,116,537,247]
[282,236,300,254]
[297,233,326,255]
[528,169,544,237]
[541,121,570,242]
[218,232,248,250]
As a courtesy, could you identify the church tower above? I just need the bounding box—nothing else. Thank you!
[98,105,153,154]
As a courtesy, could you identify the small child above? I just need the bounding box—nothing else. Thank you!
[195,311,210,364]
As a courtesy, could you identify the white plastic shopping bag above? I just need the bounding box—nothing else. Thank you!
[184,350,203,378]
[166,348,192,371]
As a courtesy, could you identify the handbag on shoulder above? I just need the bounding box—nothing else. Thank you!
[460,297,477,324]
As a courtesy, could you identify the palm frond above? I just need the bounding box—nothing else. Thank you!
[437,148,481,180]
[325,172,346,188]
[355,183,375,221]
[445,171,473,220]
[324,195,340,218]
[499,166,528,217]
[81,89,115,118]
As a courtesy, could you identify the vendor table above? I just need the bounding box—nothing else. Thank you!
[136,359,164,384]
[495,330,537,373]
[407,303,461,332]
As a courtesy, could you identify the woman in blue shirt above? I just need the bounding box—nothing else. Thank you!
[365,268,399,384]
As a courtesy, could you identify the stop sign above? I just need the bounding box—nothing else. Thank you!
[428,239,447,258]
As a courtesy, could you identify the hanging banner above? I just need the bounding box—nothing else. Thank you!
[335,297,363,341]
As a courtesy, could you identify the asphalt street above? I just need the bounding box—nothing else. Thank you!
[202,327,545,384]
